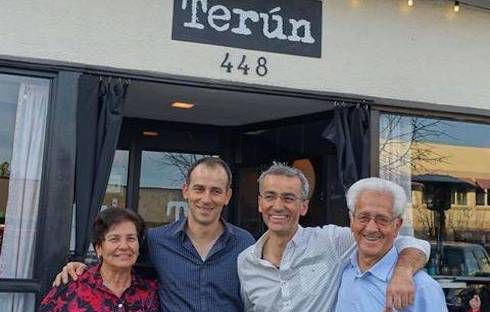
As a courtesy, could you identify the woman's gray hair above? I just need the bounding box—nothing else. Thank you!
[346,177,407,218]
[258,163,310,199]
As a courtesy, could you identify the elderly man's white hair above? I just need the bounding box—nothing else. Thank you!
[346,177,407,218]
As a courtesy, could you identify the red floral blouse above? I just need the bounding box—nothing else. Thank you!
[39,265,159,312]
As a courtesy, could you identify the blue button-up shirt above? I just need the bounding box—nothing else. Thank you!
[336,246,447,312]
[147,217,255,312]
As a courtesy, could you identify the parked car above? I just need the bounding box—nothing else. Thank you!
[426,241,490,276]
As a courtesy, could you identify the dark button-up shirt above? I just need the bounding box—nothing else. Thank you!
[147,217,255,312]
[39,265,159,312]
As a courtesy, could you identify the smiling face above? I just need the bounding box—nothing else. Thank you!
[182,163,232,227]
[96,220,139,271]
[258,174,309,238]
[351,190,402,266]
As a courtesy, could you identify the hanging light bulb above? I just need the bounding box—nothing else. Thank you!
[408,0,414,7]
[454,1,460,12]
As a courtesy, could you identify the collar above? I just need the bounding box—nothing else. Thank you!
[171,217,234,241]
[171,217,188,237]
[88,264,150,291]
[290,225,304,246]
[253,225,304,258]
[349,246,398,282]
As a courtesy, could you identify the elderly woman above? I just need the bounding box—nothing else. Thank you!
[40,208,159,311]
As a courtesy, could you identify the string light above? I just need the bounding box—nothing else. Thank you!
[454,1,460,12]
[399,0,490,13]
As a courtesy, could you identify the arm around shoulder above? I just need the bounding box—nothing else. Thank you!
[320,224,356,258]
[385,237,431,311]
[394,235,430,268]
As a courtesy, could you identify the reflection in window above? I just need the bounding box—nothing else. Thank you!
[476,189,486,206]
[0,293,36,312]
[138,152,209,227]
[452,190,467,206]
[379,114,490,245]
[0,74,50,312]
[102,150,129,209]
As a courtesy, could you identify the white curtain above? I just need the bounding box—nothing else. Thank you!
[379,115,414,236]
[0,81,49,312]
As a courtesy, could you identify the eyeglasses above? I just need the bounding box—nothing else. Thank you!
[352,213,397,227]
[260,192,304,204]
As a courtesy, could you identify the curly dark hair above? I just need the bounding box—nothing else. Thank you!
[92,207,146,249]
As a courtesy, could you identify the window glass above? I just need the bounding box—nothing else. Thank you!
[0,293,36,312]
[452,190,468,206]
[138,152,209,227]
[0,74,49,312]
[441,247,465,275]
[102,150,129,209]
[0,74,49,278]
[475,248,490,272]
[0,75,18,242]
[379,114,490,250]
[476,189,485,206]
[465,249,479,276]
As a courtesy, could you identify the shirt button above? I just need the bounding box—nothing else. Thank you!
[118,303,123,308]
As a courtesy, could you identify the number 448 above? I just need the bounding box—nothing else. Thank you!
[220,53,268,77]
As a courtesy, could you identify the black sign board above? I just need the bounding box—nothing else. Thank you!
[172,0,322,58]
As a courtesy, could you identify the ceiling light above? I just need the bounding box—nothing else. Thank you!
[171,102,194,109]
[408,0,414,7]
[143,131,159,137]
[454,1,460,12]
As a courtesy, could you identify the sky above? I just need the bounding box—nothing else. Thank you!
[109,151,207,188]
[380,115,490,148]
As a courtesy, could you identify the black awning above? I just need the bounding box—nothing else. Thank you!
[412,174,475,189]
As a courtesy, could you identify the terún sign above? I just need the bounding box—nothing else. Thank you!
[172,0,322,58]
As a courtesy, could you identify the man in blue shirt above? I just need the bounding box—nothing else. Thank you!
[335,177,447,312]
[54,157,255,312]
[145,157,255,311]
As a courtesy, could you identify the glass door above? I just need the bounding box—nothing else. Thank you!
[103,117,226,227]
[138,152,209,227]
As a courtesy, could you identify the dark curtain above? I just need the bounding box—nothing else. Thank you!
[322,103,370,191]
[73,76,128,260]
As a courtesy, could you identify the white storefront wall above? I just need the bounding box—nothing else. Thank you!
[0,0,489,111]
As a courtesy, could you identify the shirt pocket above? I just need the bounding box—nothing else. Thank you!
[298,262,331,295]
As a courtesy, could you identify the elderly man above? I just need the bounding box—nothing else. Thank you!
[53,157,255,312]
[335,177,447,311]
[238,164,430,312]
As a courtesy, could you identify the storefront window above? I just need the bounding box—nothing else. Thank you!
[0,73,50,311]
[138,152,209,227]
[379,114,490,246]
